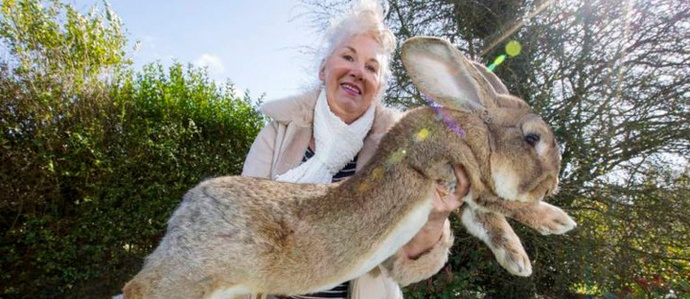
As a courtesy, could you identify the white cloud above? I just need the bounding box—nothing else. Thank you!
[194,54,225,76]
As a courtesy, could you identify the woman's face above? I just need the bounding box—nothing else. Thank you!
[320,34,385,124]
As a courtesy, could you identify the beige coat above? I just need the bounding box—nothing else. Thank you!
[241,89,454,299]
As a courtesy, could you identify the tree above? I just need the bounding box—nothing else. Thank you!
[0,1,266,297]
[303,0,690,297]
[0,0,129,90]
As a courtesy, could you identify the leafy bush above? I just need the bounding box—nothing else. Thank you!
[0,61,265,298]
[1,1,265,297]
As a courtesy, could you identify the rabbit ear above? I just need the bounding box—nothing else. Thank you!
[401,37,498,110]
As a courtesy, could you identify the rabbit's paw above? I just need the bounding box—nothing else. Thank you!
[492,241,532,277]
[533,203,577,235]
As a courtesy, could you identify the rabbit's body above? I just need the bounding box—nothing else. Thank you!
[123,37,576,299]
[124,108,465,299]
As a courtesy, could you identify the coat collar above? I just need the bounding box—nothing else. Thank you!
[259,88,402,135]
[259,88,320,126]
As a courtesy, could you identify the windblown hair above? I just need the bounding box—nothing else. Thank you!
[319,0,396,100]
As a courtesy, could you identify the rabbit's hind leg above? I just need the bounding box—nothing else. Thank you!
[121,279,145,299]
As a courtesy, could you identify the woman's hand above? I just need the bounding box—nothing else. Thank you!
[403,164,469,259]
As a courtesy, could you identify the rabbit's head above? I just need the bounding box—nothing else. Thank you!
[401,37,561,204]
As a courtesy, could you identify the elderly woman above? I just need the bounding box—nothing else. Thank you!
[241,1,468,298]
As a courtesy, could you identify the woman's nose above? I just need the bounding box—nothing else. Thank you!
[349,64,364,80]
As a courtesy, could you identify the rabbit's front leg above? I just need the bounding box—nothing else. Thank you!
[509,201,577,235]
[472,193,577,236]
[460,207,532,276]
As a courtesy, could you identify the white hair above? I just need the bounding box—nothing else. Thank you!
[318,0,396,100]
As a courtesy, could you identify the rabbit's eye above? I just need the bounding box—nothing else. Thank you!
[524,133,540,146]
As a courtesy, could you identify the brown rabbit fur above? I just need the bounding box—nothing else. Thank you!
[122,36,576,299]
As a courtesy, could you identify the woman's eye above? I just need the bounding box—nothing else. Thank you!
[342,54,354,61]
[366,65,377,73]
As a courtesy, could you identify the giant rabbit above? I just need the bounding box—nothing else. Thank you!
[123,36,576,299]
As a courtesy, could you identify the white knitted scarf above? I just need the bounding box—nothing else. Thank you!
[275,89,375,183]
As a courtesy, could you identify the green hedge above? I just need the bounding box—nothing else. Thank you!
[0,62,265,298]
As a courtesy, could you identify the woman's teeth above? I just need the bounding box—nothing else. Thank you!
[342,83,361,95]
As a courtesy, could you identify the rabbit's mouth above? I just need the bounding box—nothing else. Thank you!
[492,170,559,203]
[521,173,558,198]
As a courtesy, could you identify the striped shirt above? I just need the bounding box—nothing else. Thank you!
[302,147,357,183]
[283,146,357,299]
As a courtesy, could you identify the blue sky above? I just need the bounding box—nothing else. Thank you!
[70,0,322,100]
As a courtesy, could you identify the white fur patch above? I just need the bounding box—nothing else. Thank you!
[205,284,252,299]
[535,141,548,157]
[461,208,489,243]
[491,166,522,201]
[349,190,435,280]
